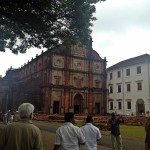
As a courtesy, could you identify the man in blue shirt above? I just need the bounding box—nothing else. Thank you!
[108,113,124,150]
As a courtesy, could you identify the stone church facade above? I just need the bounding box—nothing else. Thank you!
[0,44,107,114]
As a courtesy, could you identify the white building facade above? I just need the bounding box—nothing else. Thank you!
[107,54,150,115]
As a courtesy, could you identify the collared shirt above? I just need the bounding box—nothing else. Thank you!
[0,119,43,150]
[80,123,101,150]
[54,122,85,150]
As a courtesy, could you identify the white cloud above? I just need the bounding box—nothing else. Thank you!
[0,48,43,77]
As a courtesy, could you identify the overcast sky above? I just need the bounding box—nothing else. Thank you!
[0,0,150,77]
[92,0,150,67]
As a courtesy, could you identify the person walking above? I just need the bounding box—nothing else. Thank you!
[0,103,43,150]
[108,113,124,150]
[7,110,12,123]
[80,115,101,150]
[2,111,8,124]
[53,112,85,150]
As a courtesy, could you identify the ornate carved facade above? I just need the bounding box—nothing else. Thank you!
[0,44,107,114]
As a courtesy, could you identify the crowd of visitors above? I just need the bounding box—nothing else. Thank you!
[0,110,14,124]
[0,103,150,150]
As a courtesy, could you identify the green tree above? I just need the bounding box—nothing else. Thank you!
[0,0,105,54]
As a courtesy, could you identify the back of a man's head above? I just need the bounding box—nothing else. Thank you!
[111,112,116,119]
[86,115,93,123]
[18,103,34,119]
[64,112,74,122]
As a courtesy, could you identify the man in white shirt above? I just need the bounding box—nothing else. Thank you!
[53,112,85,150]
[80,115,101,150]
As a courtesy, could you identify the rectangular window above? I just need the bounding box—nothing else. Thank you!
[117,71,121,78]
[137,82,142,90]
[110,101,113,110]
[127,101,131,109]
[110,73,113,80]
[127,83,131,91]
[118,101,122,110]
[126,68,130,76]
[137,66,141,74]
[118,84,121,93]
[109,85,113,93]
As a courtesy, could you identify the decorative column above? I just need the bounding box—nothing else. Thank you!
[69,92,73,112]
[84,90,88,114]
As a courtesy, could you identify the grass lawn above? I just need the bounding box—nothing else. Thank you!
[120,125,145,140]
[73,121,146,140]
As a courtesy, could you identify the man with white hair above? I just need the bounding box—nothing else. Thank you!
[0,103,43,150]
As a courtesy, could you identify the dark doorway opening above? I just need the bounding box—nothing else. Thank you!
[136,99,145,115]
[53,101,59,114]
[74,94,83,114]
[95,103,100,114]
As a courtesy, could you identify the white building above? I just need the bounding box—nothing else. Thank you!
[107,54,150,115]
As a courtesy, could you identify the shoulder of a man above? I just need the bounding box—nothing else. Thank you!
[93,124,100,130]
[70,124,81,133]
[90,124,100,135]
[80,124,85,129]
[67,123,80,130]
[19,121,41,133]
[31,124,41,131]
[73,124,80,129]
[28,124,41,135]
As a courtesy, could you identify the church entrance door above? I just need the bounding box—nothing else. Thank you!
[136,99,145,115]
[74,94,83,114]
[53,101,59,114]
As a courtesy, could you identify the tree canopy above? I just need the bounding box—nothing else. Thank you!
[0,0,105,54]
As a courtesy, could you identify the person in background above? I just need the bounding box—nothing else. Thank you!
[108,113,124,150]
[145,117,150,150]
[7,110,14,123]
[53,112,85,150]
[0,103,43,150]
[0,112,2,122]
[80,115,101,150]
[7,110,12,123]
[3,111,8,124]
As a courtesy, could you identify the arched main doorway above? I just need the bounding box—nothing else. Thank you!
[74,94,83,114]
[136,99,145,115]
